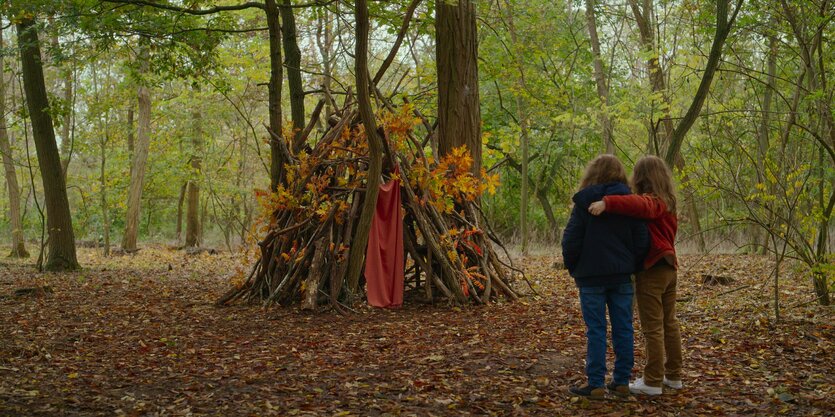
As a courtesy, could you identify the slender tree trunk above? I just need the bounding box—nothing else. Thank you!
[122,44,152,253]
[185,85,203,248]
[436,0,482,173]
[315,8,334,118]
[280,0,306,153]
[265,0,285,191]
[756,33,778,253]
[92,62,111,256]
[59,66,73,177]
[100,129,110,256]
[0,26,28,258]
[345,0,384,296]
[175,182,186,242]
[502,0,531,254]
[492,146,559,235]
[127,105,134,178]
[586,0,614,153]
[665,0,740,164]
[628,0,674,149]
[630,0,721,252]
[17,17,78,271]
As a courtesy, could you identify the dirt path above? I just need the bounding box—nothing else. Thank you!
[1,248,832,415]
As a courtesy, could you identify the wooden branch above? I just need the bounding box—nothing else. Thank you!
[264,123,296,164]
[372,0,423,86]
[295,99,326,153]
[104,0,266,14]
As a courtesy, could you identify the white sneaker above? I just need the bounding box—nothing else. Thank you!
[663,377,683,389]
[629,377,663,395]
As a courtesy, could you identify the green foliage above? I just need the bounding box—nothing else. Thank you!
[0,0,832,285]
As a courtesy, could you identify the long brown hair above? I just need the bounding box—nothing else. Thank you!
[631,155,677,213]
[579,154,628,189]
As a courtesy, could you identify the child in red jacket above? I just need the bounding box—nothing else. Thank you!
[588,155,683,395]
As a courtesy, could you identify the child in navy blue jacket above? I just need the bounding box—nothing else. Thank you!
[562,155,649,399]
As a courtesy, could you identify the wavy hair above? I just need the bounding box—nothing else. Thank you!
[579,154,628,189]
[631,155,677,213]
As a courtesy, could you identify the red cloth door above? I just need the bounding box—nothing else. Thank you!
[365,178,404,308]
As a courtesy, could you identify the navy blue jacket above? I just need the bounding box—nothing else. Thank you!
[561,182,649,287]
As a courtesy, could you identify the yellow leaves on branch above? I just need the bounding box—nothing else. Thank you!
[379,105,420,153]
[410,146,501,214]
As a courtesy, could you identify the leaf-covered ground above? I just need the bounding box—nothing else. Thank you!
[1,247,832,416]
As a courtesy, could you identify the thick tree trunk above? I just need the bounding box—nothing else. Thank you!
[266,0,285,191]
[0,27,28,258]
[17,18,78,271]
[436,0,482,173]
[280,0,306,153]
[185,86,203,248]
[122,45,152,253]
[345,0,384,296]
[585,0,614,153]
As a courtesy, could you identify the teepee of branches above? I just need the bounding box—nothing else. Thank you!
[217,96,524,310]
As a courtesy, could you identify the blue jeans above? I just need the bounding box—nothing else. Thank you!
[579,283,634,387]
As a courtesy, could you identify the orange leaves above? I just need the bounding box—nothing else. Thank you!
[411,146,501,214]
[379,104,420,153]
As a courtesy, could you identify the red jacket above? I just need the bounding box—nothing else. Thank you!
[603,194,678,270]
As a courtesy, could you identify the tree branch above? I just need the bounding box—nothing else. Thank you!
[103,0,265,14]
[372,0,422,86]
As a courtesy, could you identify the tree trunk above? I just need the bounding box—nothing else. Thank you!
[185,86,203,248]
[502,0,531,254]
[628,0,674,149]
[665,0,739,165]
[266,0,285,191]
[17,17,78,271]
[175,182,187,242]
[0,26,28,258]
[59,66,73,177]
[756,32,778,253]
[127,105,134,178]
[91,61,111,257]
[436,0,482,173]
[585,0,614,153]
[315,8,335,118]
[100,129,110,256]
[345,0,384,296]
[280,0,306,153]
[122,44,152,253]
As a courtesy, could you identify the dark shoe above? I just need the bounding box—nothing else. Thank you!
[606,382,631,398]
[568,385,605,400]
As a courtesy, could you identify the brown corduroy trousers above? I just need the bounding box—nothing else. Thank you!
[635,263,683,387]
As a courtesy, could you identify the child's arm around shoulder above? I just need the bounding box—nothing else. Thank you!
[601,194,667,219]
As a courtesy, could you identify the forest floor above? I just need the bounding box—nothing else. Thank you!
[0,246,832,416]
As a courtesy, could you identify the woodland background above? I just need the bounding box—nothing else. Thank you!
[0,0,832,289]
[0,0,833,414]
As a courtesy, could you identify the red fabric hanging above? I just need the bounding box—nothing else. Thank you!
[365,177,404,308]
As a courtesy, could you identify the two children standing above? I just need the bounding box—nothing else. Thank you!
[562,155,683,398]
